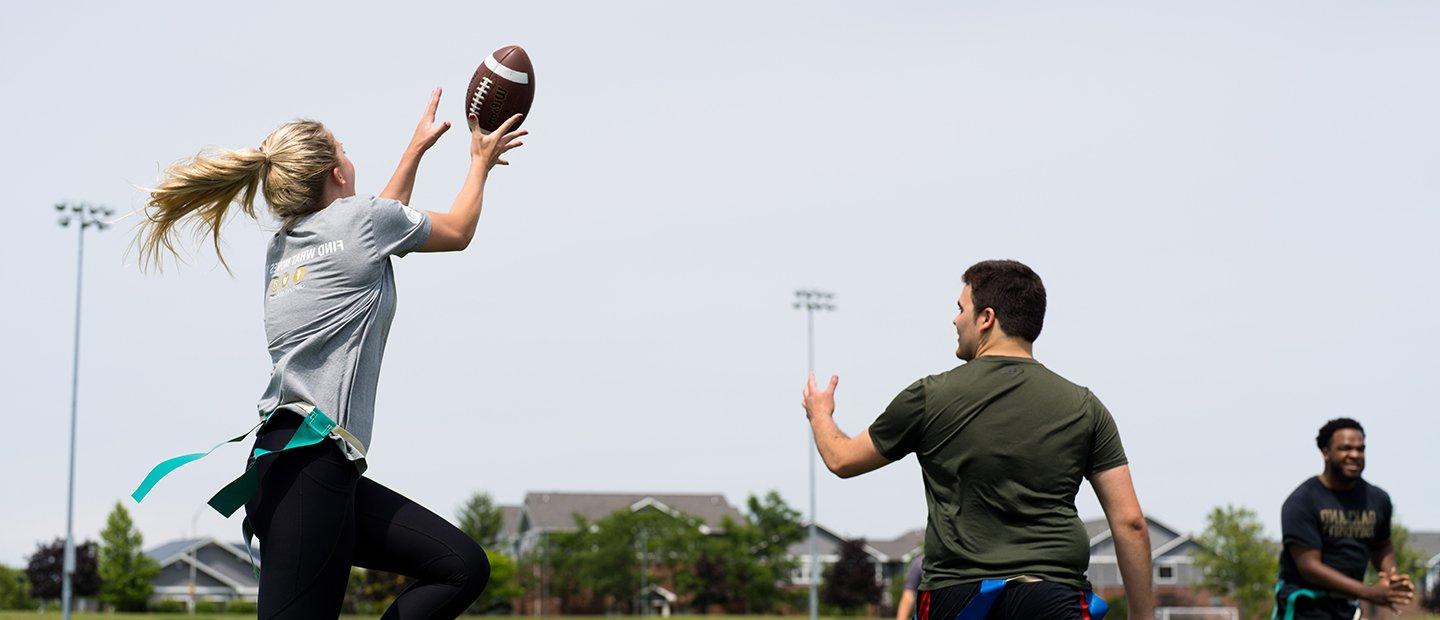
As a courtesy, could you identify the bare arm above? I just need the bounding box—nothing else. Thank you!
[895,590,916,620]
[1089,465,1155,620]
[802,374,891,479]
[418,112,527,253]
[1370,539,1398,575]
[381,88,451,206]
[1371,540,1417,605]
[1289,544,1412,610]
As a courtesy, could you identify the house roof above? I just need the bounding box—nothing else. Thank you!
[1084,516,1186,552]
[499,505,524,541]
[145,538,260,592]
[870,528,925,562]
[521,492,744,532]
[1084,518,1111,541]
[146,538,204,563]
[786,522,889,561]
[1409,531,1440,564]
[146,538,258,565]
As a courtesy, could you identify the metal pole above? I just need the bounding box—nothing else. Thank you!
[61,214,85,620]
[55,202,111,620]
[806,308,818,620]
[639,527,648,616]
[190,507,203,613]
[793,289,833,620]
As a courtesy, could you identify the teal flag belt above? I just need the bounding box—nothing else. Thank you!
[131,406,341,576]
[1271,580,1353,620]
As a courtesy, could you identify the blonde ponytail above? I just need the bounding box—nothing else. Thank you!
[136,119,338,272]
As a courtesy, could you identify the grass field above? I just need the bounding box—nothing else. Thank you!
[0,616,822,620]
[1,616,823,620]
[0,616,848,620]
[1,615,1436,620]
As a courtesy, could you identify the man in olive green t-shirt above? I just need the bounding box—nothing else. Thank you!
[801,260,1155,620]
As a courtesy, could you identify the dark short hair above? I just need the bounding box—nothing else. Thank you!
[962,260,1046,342]
[1316,418,1364,450]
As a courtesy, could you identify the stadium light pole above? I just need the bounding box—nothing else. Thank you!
[56,201,113,620]
[793,289,834,620]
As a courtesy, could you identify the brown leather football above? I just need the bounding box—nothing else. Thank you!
[465,45,534,134]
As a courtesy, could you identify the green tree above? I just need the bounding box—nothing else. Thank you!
[455,492,504,548]
[0,564,35,610]
[356,568,409,613]
[822,538,883,613]
[97,502,160,611]
[735,491,805,612]
[671,491,805,613]
[342,568,365,614]
[470,550,524,613]
[542,526,593,613]
[541,494,803,614]
[687,540,737,611]
[1358,519,1430,620]
[1103,594,1130,619]
[453,491,526,613]
[1365,520,1426,586]
[1194,505,1278,620]
[549,508,704,613]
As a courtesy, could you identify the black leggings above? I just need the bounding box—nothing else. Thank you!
[244,415,490,619]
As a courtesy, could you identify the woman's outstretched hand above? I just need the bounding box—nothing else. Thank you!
[381,88,452,204]
[407,88,452,155]
[468,112,527,170]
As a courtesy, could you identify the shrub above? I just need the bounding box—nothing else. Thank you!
[148,599,187,613]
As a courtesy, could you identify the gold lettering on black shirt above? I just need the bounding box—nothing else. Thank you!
[1318,509,1377,539]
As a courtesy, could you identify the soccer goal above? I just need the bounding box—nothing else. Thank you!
[1155,607,1240,620]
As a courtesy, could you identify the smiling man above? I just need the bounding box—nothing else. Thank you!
[1274,418,1414,620]
[801,259,1154,620]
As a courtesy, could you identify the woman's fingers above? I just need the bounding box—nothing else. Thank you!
[494,113,524,136]
[424,87,442,120]
[501,140,525,152]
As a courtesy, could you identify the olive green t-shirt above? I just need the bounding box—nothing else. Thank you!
[868,356,1128,591]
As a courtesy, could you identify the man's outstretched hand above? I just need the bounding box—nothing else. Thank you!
[802,373,839,420]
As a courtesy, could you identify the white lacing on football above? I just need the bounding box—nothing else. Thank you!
[468,76,493,117]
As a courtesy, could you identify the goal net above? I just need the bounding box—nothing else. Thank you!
[1155,607,1239,620]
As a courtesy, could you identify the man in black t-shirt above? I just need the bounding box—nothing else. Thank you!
[1275,418,1414,620]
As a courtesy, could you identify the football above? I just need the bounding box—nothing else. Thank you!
[465,45,535,134]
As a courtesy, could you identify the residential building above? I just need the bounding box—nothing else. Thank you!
[145,537,259,606]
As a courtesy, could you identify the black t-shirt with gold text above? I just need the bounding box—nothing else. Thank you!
[1278,476,1392,588]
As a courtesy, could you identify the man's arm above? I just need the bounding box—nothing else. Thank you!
[1289,544,1412,610]
[1371,539,1417,602]
[895,589,917,620]
[1089,465,1155,620]
[802,374,891,479]
[1370,539,1399,575]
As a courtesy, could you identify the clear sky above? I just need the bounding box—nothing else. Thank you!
[2,0,1437,566]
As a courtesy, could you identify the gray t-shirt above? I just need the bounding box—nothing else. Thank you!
[904,554,924,591]
[256,195,431,465]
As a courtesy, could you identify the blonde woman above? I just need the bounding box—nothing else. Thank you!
[136,89,525,618]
